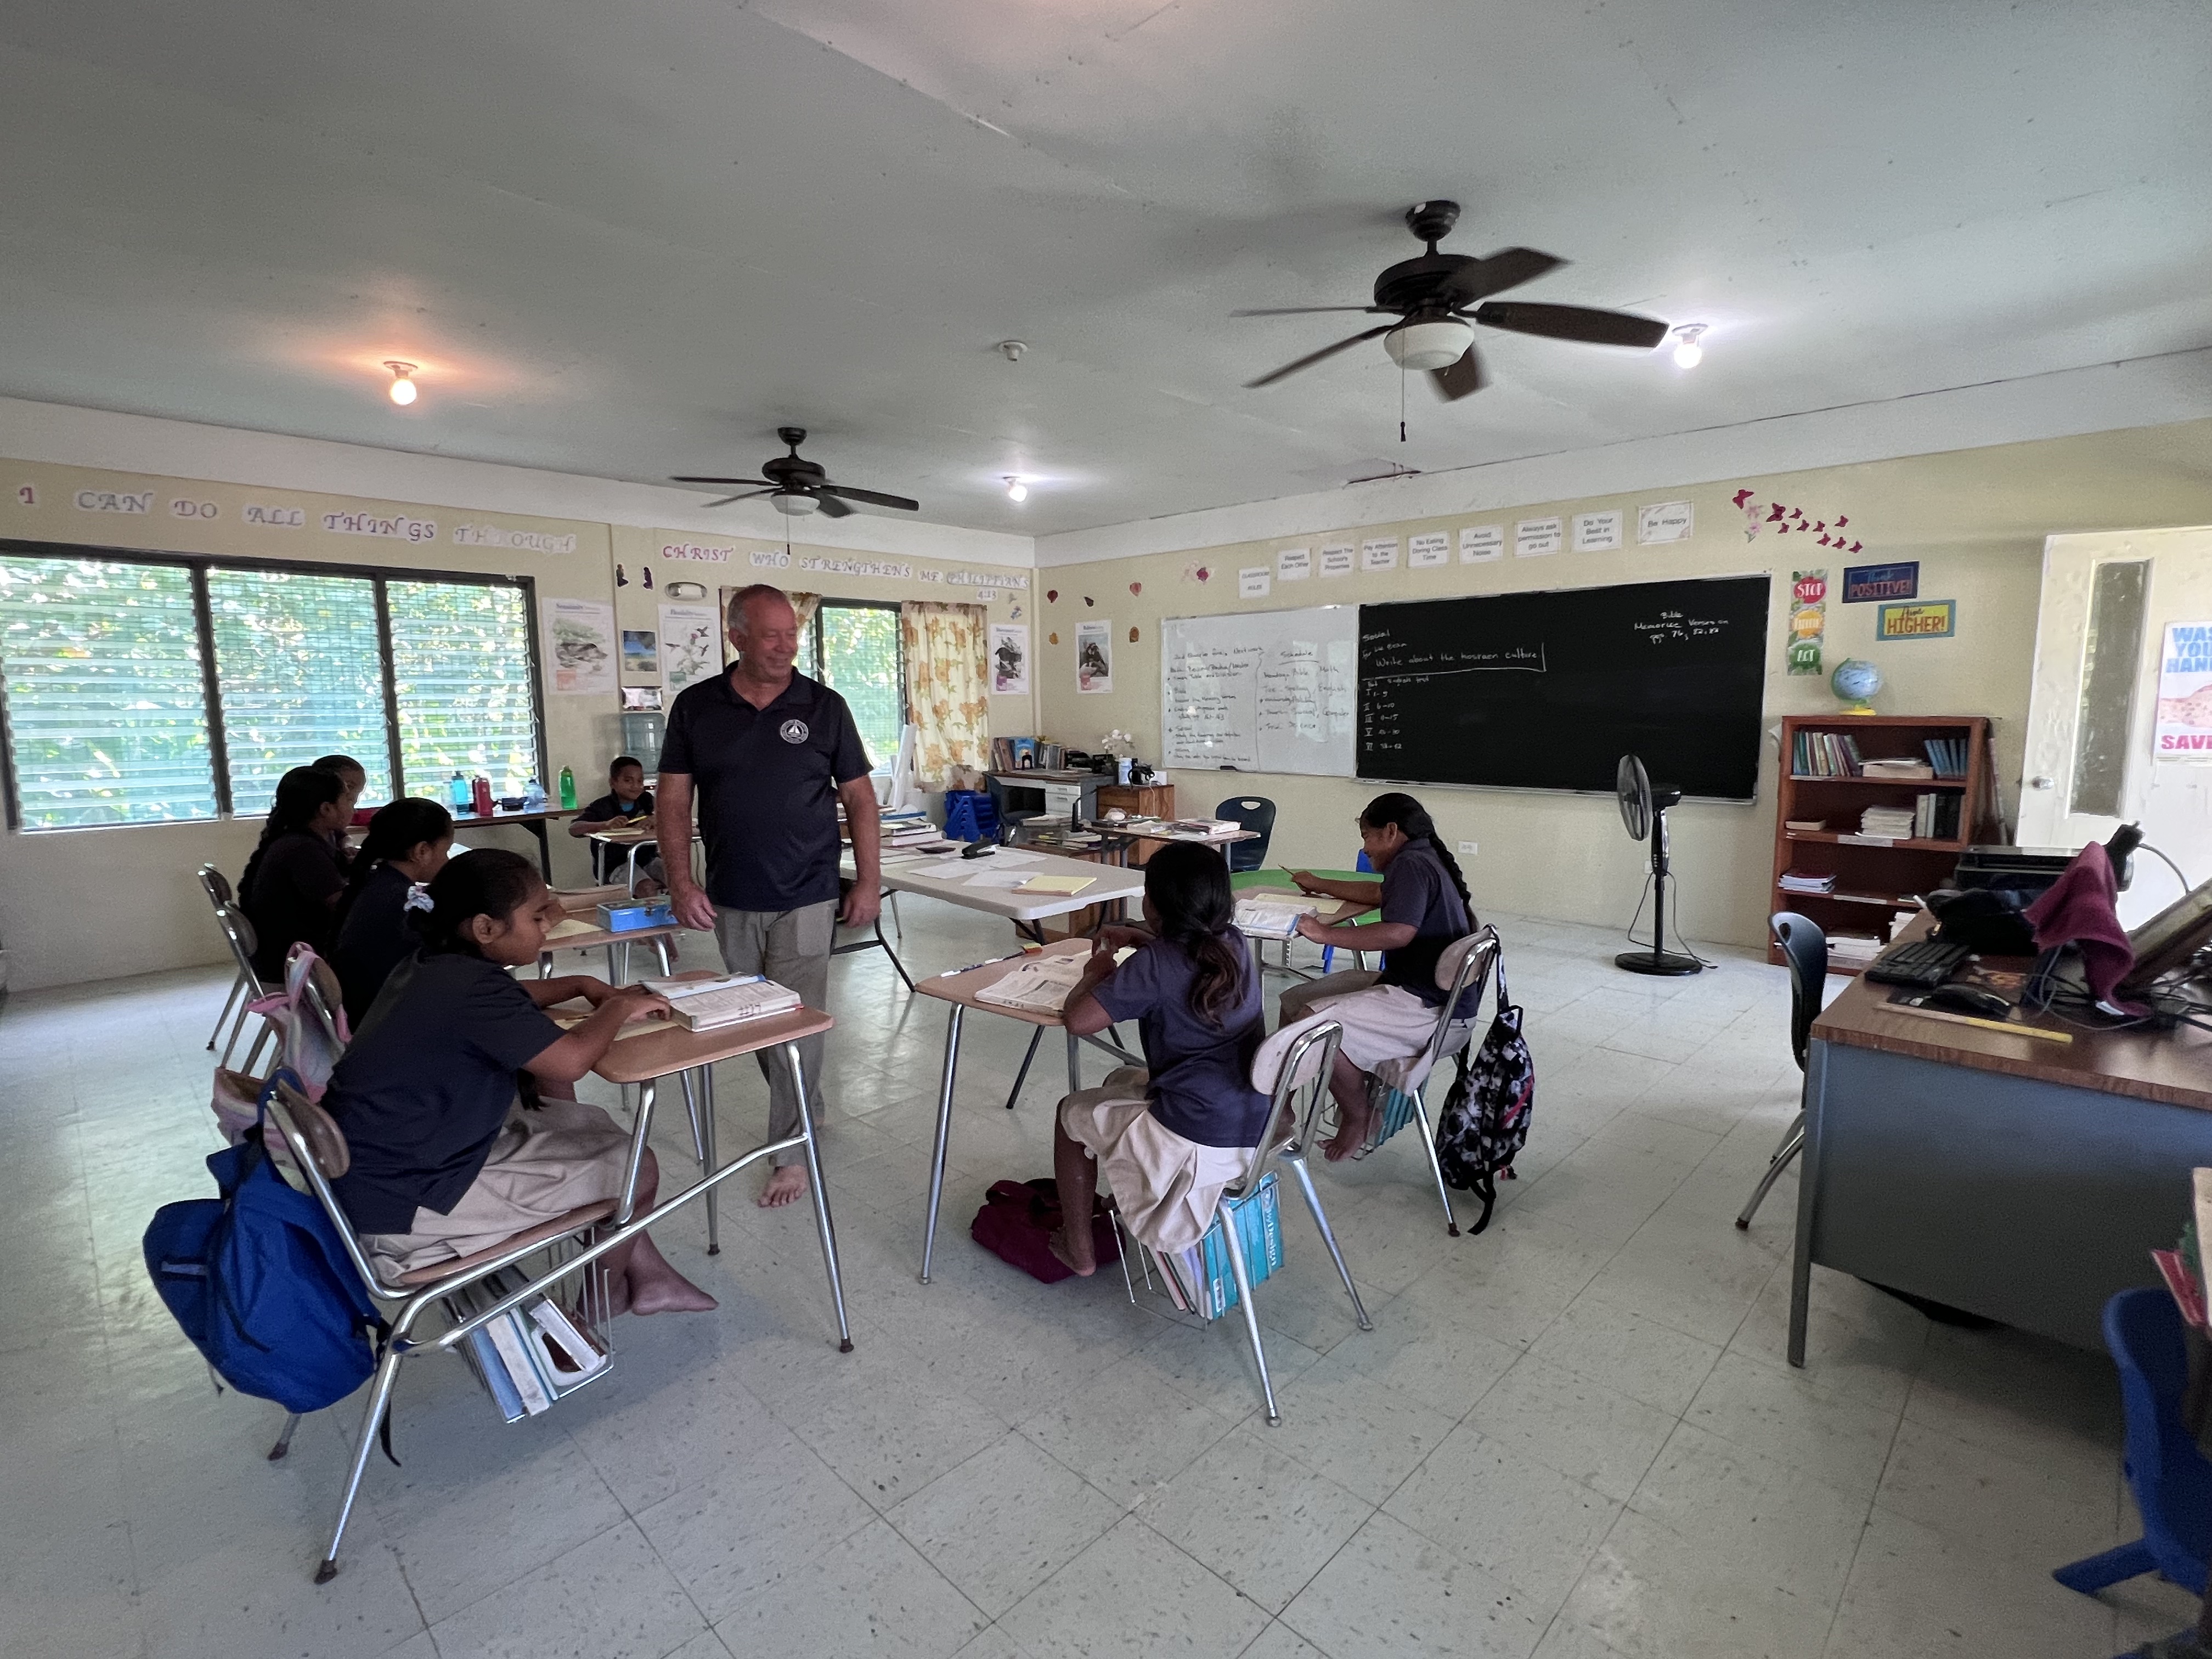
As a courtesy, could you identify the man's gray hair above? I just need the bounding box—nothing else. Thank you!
[726,583,791,636]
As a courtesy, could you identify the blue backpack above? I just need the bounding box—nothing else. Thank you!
[143,1074,385,1414]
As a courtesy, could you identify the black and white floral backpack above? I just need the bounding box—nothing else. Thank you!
[1432,953,1534,1235]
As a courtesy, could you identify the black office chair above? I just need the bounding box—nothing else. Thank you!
[1735,911,1827,1229]
[1214,796,1277,873]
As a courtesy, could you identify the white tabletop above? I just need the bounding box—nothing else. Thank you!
[840,844,1145,922]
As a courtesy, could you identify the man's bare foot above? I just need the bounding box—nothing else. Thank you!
[627,1273,718,1314]
[758,1165,808,1208]
[1046,1226,1096,1277]
[1322,1107,1372,1161]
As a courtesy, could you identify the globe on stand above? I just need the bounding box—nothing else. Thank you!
[1830,657,1883,714]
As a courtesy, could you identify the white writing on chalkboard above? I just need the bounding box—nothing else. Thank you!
[1359,637,1548,683]
[1633,609,1735,645]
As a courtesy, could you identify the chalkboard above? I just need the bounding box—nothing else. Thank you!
[1357,575,1772,800]
[1160,606,1359,777]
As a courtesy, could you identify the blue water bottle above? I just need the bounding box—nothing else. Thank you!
[449,770,470,809]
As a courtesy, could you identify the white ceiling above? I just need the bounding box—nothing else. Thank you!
[1,0,2205,537]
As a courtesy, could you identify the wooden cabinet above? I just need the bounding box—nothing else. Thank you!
[1771,715,1998,974]
[1094,783,1176,819]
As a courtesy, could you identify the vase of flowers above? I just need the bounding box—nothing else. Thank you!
[1099,730,1137,785]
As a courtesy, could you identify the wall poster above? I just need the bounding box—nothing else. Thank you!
[1076,619,1114,693]
[620,629,659,680]
[658,602,720,694]
[540,597,617,694]
[1788,570,1828,675]
[990,623,1031,696]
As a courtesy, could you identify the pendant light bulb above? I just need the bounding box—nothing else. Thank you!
[1670,325,1707,369]
[385,361,419,405]
[1005,477,1029,503]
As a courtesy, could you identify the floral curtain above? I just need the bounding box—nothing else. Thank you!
[899,601,990,786]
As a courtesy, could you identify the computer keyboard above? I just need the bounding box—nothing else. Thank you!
[1864,938,1972,989]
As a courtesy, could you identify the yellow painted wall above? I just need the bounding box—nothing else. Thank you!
[0,459,1030,989]
[1034,420,2212,950]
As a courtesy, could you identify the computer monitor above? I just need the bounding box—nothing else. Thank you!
[2118,874,2212,993]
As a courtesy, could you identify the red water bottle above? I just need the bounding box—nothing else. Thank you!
[471,775,494,816]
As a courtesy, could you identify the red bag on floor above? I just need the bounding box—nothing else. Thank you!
[970,1178,1120,1284]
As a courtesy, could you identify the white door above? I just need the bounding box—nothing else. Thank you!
[2020,527,2212,926]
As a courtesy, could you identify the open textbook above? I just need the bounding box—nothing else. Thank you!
[974,953,1092,1013]
[640,973,803,1030]
[1233,897,1321,939]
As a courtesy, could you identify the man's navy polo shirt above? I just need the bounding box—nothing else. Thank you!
[659,668,871,912]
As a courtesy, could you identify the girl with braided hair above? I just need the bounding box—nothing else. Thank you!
[1047,841,1272,1276]
[1280,792,1481,1159]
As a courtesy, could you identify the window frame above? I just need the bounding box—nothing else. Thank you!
[0,535,546,831]
[805,597,907,775]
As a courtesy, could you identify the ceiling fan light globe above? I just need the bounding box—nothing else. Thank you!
[1384,318,1474,373]
[771,489,819,517]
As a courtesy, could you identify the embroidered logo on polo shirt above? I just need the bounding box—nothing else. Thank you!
[780,719,810,744]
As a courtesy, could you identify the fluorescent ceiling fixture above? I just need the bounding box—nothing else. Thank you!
[1383,319,1473,373]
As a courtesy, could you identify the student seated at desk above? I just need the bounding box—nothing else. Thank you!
[314,753,368,857]
[325,849,716,1314]
[330,797,455,1026]
[239,766,353,981]
[1279,791,1480,1160]
[1048,842,1271,1276]
[567,754,663,892]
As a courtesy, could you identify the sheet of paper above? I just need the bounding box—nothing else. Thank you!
[952,867,1035,889]
[1019,874,1095,895]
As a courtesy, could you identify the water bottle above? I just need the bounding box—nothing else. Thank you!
[524,777,546,812]
[449,770,470,809]
[472,775,494,817]
[558,765,577,810]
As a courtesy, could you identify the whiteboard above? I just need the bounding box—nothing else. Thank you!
[1159,606,1359,777]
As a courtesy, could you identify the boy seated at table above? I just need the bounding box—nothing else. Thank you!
[1278,791,1480,1160]
[567,754,664,891]
[1047,842,1272,1275]
[325,848,715,1314]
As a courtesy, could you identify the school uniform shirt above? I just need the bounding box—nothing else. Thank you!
[1375,842,1477,1016]
[575,788,656,882]
[240,831,347,981]
[323,952,565,1233]
[1093,934,1271,1148]
[330,862,421,1027]
[658,669,871,913]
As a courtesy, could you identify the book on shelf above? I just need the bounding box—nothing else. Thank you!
[1861,758,1936,780]
[1909,791,1962,840]
[1778,869,1837,894]
[1858,805,1917,838]
[1785,819,1826,833]
[1791,730,1865,778]
[1922,736,1968,778]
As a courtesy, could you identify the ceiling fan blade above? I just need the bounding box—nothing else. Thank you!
[819,483,921,512]
[814,491,854,518]
[1472,301,1669,349]
[1441,247,1565,306]
[671,475,774,487]
[1244,322,1397,388]
[1429,344,1487,401]
[1231,305,1384,317]
[701,489,775,508]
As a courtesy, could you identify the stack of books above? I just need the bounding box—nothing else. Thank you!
[1858,804,1918,839]
[642,973,803,1030]
[1779,869,1837,895]
[1827,933,1884,971]
[1152,1175,1283,1319]
[1862,757,1934,780]
[1911,792,1963,840]
[1923,737,1970,778]
[989,736,1070,771]
[881,813,942,849]
[454,1273,611,1422]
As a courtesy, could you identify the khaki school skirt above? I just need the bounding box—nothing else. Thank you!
[1059,1066,1253,1254]
[363,1096,631,1282]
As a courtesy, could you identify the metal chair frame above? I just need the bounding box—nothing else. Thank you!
[1113,1018,1372,1424]
[1355,926,1499,1238]
[199,864,267,1062]
[1735,912,1827,1230]
[261,1024,853,1583]
[213,905,279,1074]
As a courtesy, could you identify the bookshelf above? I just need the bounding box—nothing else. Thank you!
[1771,714,1999,975]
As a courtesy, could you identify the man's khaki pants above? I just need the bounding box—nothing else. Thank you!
[713,900,836,1166]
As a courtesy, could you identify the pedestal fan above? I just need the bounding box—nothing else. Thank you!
[1615,754,1705,976]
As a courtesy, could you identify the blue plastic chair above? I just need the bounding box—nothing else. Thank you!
[1319,851,1374,975]
[2052,1286,2212,1599]
[1214,796,1277,873]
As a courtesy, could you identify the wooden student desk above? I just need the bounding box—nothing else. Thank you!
[538,891,686,983]
[569,997,853,1349]
[910,939,1143,1283]
[1790,926,2212,1361]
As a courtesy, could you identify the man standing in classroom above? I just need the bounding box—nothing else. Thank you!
[659,584,882,1207]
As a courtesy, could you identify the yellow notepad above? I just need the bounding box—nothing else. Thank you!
[1018,874,1095,895]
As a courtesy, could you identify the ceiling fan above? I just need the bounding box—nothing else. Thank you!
[672,427,920,518]
[1235,200,1671,400]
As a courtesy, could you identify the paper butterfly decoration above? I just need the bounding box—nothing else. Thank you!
[1129,582,1142,595]
[1127,627,1138,642]
[1084,596,1094,607]
[1048,632,1059,645]
[1046,589,1058,602]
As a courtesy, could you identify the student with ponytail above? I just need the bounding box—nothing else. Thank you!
[323,849,716,1315]
[238,765,352,980]
[1048,840,1272,1277]
[330,797,455,1024]
[1280,791,1481,1159]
